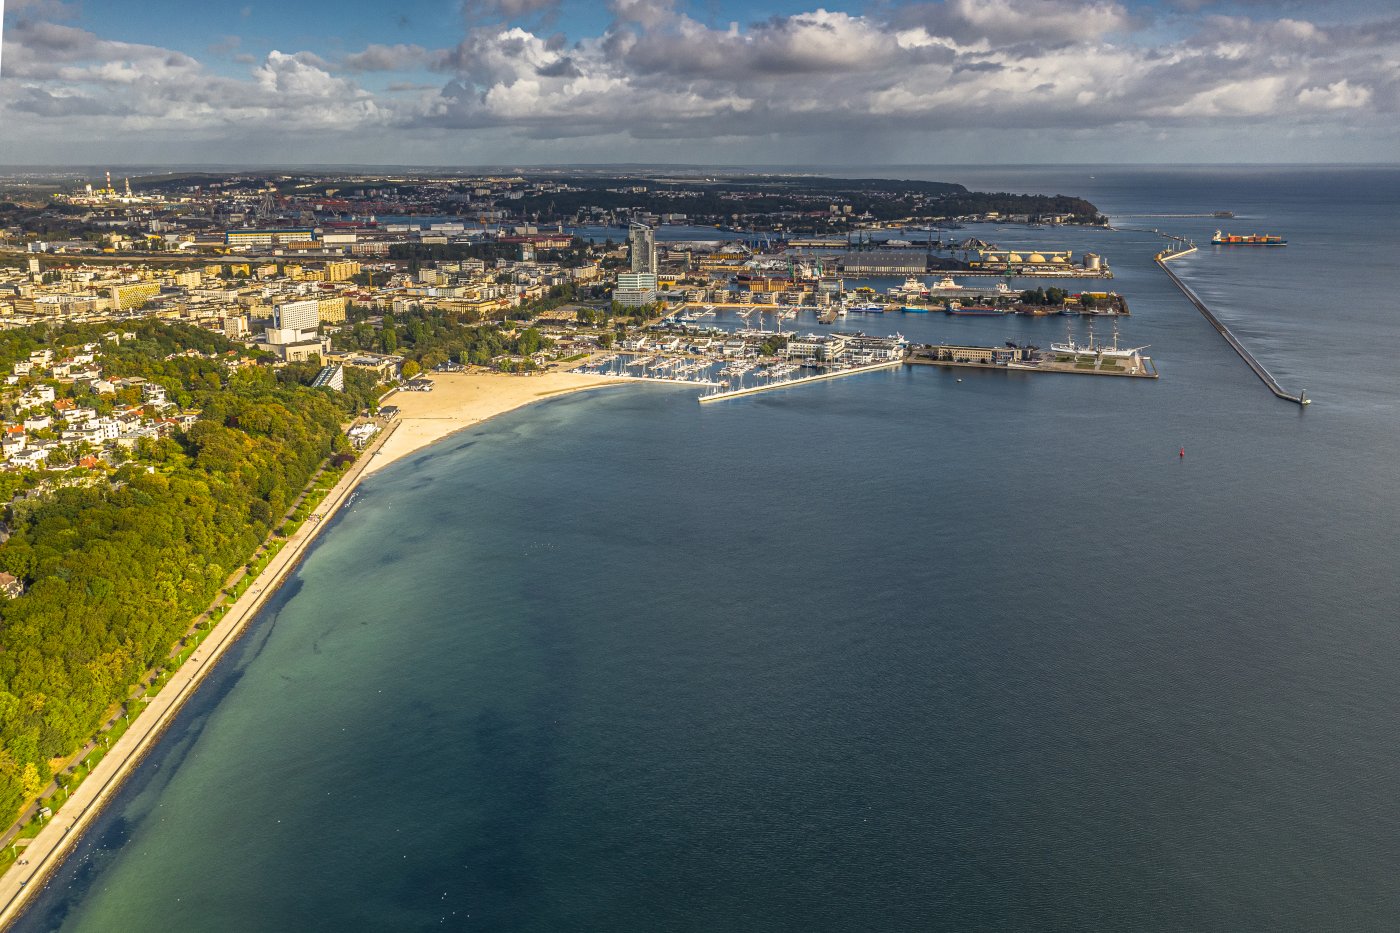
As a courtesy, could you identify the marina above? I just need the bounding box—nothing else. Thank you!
[697,359,904,403]
[578,289,1162,404]
[572,327,909,401]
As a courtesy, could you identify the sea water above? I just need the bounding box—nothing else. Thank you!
[14,166,1400,932]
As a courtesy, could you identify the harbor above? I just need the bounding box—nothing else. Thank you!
[670,286,1130,320]
[573,311,1159,405]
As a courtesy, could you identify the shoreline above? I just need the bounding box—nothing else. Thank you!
[361,370,630,476]
[0,422,402,929]
[0,370,630,929]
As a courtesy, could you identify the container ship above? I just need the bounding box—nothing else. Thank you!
[1212,230,1286,246]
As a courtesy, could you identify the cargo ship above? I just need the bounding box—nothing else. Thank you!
[1211,230,1286,246]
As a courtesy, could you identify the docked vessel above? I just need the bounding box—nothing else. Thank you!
[944,301,1005,316]
[1051,321,1148,360]
[887,277,930,302]
[1212,230,1286,246]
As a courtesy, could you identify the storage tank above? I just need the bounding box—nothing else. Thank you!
[1083,252,1102,271]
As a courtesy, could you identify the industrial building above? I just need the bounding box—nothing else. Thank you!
[836,251,928,275]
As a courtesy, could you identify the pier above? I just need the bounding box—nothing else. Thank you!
[907,343,1158,379]
[1157,252,1310,406]
[593,372,721,387]
[1155,236,1197,262]
[697,359,902,403]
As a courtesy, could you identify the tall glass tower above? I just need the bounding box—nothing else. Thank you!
[628,223,656,275]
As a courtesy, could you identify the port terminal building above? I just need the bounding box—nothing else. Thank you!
[835,251,929,275]
[916,344,1036,364]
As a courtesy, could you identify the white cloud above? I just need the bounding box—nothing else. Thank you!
[1156,75,1289,117]
[1,2,1398,162]
[943,0,1132,43]
[1296,79,1371,110]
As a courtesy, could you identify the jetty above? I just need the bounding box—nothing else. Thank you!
[1157,251,1309,406]
[1154,234,1197,262]
[597,372,721,387]
[697,359,902,403]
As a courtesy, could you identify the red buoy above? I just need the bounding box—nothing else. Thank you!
[1179,447,1185,458]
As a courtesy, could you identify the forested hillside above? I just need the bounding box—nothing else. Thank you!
[0,322,358,819]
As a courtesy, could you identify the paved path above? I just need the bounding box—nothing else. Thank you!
[0,422,399,930]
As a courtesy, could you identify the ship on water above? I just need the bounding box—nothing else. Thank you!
[944,300,1006,316]
[1212,230,1286,246]
[1050,320,1149,361]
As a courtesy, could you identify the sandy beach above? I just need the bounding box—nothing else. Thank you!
[363,370,627,476]
[0,368,629,928]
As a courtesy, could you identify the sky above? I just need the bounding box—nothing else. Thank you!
[0,0,1398,166]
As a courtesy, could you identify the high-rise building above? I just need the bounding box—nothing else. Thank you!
[628,223,656,275]
[317,296,349,323]
[324,260,361,283]
[109,282,162,311]
[273,298,321,332]
[613,272,658,307]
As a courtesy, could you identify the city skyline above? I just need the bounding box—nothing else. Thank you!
[1,0,1399,166]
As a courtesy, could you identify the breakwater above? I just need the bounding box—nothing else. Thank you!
[1157,255,1309,406]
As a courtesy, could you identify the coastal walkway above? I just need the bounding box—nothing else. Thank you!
[1157,253,1309,406]
[0,422,401,930]
[698,359,902,403]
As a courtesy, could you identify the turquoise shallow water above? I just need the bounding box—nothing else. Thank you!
[15,167,1400,932]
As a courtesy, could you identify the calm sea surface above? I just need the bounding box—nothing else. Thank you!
[15,166,1400,932]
